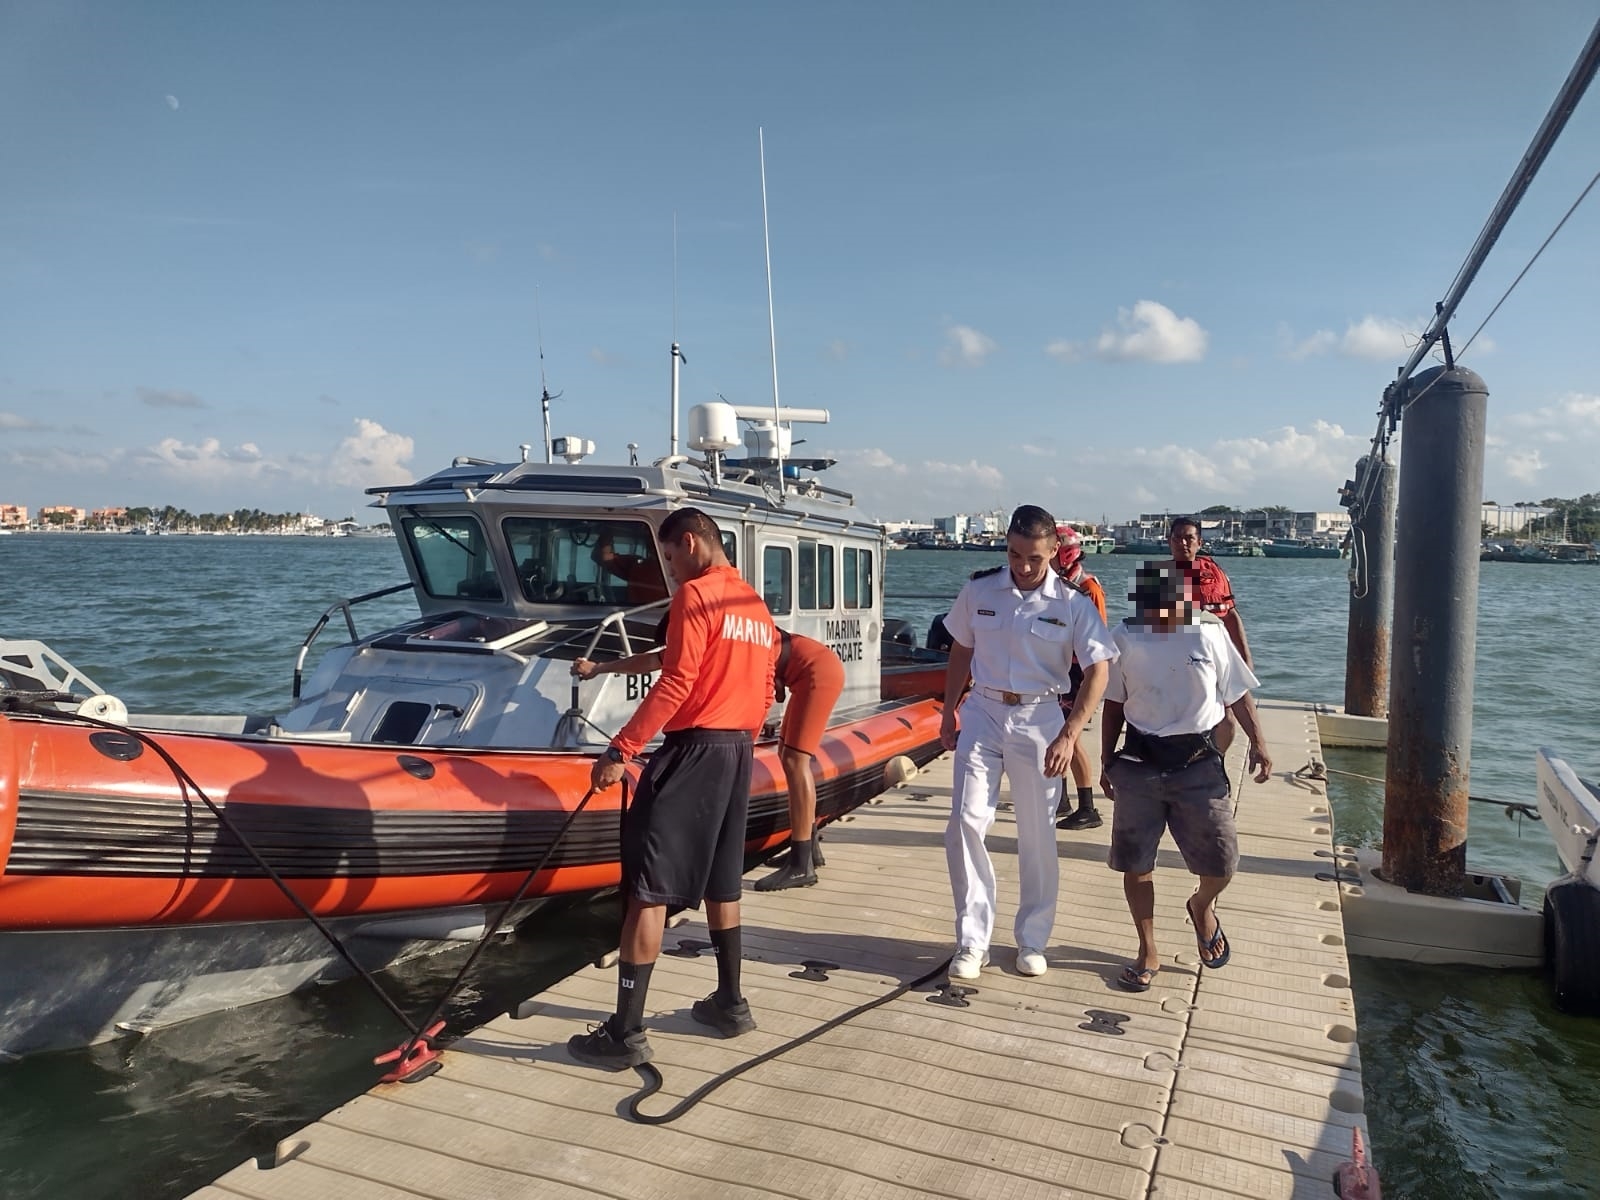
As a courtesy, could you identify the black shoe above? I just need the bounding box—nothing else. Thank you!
[1057,807,1103,830]
[566,1020,652,1070]
[767,840,827,870]
[754,861,818,891]
[691,993,756,1038]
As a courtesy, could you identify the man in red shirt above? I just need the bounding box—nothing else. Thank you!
[1165,516,1254,751]
[1053,526,1111,830]
[568,507,778,1070]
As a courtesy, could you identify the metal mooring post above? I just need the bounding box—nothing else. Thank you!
[1343,455,1397,717]
[1382,365,1488,895]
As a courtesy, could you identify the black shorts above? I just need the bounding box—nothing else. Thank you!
[1061,662,1085,705]
[622,729,753,908]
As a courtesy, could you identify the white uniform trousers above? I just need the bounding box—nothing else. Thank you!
[944,693,1064,953]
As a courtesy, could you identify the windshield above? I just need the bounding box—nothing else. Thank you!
[503,516,668,606]
[401,513,503,601]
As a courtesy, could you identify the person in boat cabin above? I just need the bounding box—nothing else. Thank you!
[568,506,779,1070]
[1051,524,1111,833]
[1161,515,1254,753]
[939,505,1117,982]
[1099,564,1273,993]
[592,525,670,605]
[572,627,845,893]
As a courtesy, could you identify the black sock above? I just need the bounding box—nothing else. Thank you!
[710,926,742,1006]
[1077,787,1095,811]
[790,838,814,874]
[612,960,653,1035]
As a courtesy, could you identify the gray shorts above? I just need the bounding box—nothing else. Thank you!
[1106,755,1238,878]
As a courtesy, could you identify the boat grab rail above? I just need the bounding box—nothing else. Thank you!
[573,598,672,663]
[292,582,416,700]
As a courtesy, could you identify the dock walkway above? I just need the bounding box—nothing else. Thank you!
[194,699,1364,1199]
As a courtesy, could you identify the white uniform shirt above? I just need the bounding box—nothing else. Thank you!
[942,568,1117,695]
[1104,619,1259,736]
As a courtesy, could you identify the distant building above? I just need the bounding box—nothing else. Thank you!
[1482,503,1554,534]
[0,504,27,528]
[88,507,128,527]
[39,505,87,526]
[933,514,970,540]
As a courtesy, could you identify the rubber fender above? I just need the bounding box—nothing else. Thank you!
[0,714,17,876]
[1543,879,1600,1016]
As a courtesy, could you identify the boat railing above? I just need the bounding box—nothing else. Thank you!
[292,582,417,700]
[570,598,672,662]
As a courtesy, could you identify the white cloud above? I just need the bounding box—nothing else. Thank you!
[327,419,414,488]
[1287,315,1419,361]
[138,387,206,409]
[1,411,49,431]
[937,324,997,369]
[164,94,180,111]
[1503,449,1545,484]
[1049,300,1208,364]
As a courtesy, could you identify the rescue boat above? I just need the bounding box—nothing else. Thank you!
[0,395,947,1061]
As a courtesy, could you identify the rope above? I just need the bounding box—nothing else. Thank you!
[3,701,423,1034]
[1301,760,1541,821]
[624,954,954,1125]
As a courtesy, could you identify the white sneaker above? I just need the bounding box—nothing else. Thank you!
[1015,947,1047,977]
[949,947,989,980]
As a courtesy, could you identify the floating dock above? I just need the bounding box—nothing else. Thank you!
[193,699,1365,1199]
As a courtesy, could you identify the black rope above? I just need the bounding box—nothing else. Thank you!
[624,954,953,1125]
[3,701,423,1034]
[389,779,611,1072]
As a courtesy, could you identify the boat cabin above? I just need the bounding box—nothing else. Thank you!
[278,403,892,751]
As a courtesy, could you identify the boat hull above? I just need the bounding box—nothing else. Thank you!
[0,699,943,1059]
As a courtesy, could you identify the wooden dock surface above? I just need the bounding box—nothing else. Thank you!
[193,699,1364,1200]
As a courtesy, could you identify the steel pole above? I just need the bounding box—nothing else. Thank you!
[1344,455,1397,717]
[1382,366,1488,895]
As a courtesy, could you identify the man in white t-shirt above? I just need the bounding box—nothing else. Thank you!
[1099,563,1272,993]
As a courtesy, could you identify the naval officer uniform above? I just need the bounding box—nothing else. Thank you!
[941,564,1117,971]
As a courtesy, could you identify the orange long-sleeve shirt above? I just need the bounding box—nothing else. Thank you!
[611,564,778,757]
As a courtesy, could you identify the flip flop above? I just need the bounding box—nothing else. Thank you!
[1186,894,1231,969]
[1116,963,1157,992]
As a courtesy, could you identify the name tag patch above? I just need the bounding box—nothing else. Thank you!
[977,608,996,616]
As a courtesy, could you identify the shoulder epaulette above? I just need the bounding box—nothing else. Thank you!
[970,565,1004,580]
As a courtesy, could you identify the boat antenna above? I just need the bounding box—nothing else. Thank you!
[670,211,685,458]
[535,287,562,464]
[759,127,785,493]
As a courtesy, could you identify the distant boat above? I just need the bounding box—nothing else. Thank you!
[1262,538,1342,559]
[1209,537,1266,557]
[1112,538,1167,556]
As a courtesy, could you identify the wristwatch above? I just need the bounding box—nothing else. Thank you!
[601,745,626,765]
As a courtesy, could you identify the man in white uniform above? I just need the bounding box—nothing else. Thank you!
[1100,564,1273,992]
[939,505,1117,980]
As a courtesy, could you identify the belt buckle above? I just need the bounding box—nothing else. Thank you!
[1001,690,1021,705]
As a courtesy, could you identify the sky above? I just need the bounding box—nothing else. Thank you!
[4,2,1600,525]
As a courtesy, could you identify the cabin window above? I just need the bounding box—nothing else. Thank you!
[402,514,503,602]
[502,517,667,607]
[720,528,738,566]
[843,546,874,610]
[762,544,793,615]
[817,544,835,609]
[798,540,818,610]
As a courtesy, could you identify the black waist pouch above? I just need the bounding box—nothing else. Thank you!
[1120,725,1217,770]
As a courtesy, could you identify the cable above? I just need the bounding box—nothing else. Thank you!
[624,955,954,1125]
[1458,164,1600,358]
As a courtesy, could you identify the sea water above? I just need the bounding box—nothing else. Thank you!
[1,536,1597,1198]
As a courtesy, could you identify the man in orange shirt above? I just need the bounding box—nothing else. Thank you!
[1054,526,1111,830]
[568,507,778,1070]
[1163,516,1254,753]
[754,631,846,891]
[574,629,845,894]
